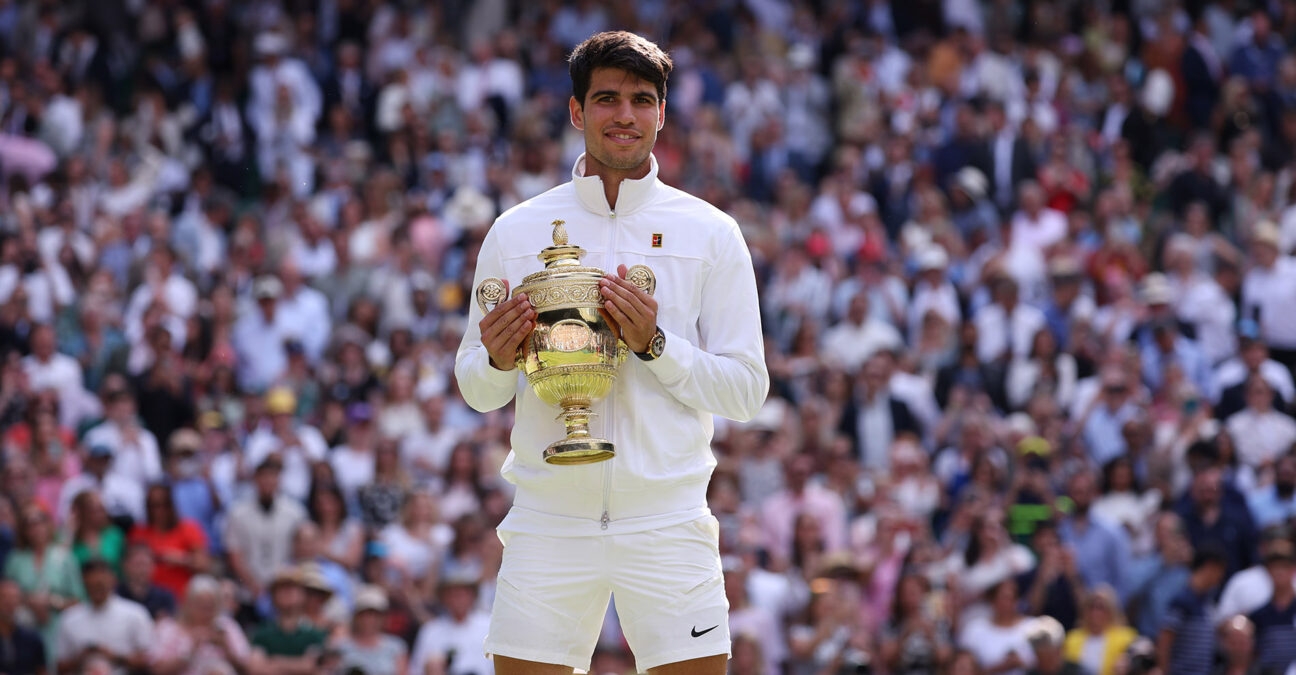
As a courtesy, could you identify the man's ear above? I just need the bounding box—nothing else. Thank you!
[657,100,666,131]
[570,96,584,131]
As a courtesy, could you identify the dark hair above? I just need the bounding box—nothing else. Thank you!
[569,31,673,105]
[308,480,349,525]
[1191,542,1228,571]
[80,557,113,576]
[144,484,179,530]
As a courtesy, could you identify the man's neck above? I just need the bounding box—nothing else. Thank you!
[276,612,301,630]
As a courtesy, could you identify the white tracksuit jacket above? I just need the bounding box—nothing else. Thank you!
[454,154,769,537]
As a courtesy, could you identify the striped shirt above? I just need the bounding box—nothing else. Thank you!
[1248,599,1296,674]
[1165,587,1217,675]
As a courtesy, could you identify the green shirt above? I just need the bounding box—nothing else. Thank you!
[252,619,327,657]
[72,527,126,575]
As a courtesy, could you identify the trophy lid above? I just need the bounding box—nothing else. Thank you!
[538,220,586,268]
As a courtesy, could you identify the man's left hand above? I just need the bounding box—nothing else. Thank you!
[600,264,658,353]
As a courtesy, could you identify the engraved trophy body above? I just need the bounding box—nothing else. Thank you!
[476,220,655,465]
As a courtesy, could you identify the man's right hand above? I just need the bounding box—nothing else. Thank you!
[479,281,534,371]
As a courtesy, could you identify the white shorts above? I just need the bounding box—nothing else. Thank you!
[484,515,730,673]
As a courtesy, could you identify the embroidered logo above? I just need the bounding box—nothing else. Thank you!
[651,233,663,248]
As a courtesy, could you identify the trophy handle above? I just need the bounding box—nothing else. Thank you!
[625,265,656,296]
[476,278,508,314]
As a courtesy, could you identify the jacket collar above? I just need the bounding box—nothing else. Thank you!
[571,153,660,216]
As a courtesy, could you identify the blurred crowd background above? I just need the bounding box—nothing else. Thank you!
[3,0,1296,674]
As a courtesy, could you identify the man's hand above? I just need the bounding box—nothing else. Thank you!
[600,265,658,353]
[479,280,534,371]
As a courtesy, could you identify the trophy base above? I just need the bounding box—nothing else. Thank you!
[543,438,615,465]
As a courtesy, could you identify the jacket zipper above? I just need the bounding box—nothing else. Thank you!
[601,208,618,530]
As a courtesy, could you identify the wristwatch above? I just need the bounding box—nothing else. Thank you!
[636,327,666,361]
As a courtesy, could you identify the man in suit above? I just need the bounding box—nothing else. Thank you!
[984,100,1037,214]
[840,353,922,471]
[1182,15,1223,131]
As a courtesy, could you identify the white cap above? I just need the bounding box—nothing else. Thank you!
[916,245,949,272]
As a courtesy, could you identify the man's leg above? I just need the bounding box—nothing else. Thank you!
[649,654,728,675]
[493,655,576,675]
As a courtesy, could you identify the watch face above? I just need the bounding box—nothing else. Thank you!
[650,332,666,357]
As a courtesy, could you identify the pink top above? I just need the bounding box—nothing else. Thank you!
[149,615,251,675]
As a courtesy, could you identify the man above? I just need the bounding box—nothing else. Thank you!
[0,579,45,675]
[54,559,153,675]
[249,567,328,672]
[1242,222,1296,381]
[454,31,768,675]
[242,387,328,502]
[838,354,921,471]
[1214,320,1294,418]
[82,387,163,487]
[1158,546,1228,675]
[1057,469,1130,600]
[55,443,145,530]
[1177,462,1259,579]
[1248,453,1296,529]
[232,275,293,391]
[759,452,847,568]
[1246,539,1296,674]
[819,290,902,374]
[20,323,89,428]
[223,455,307,617]
[1216,528,1296,624]
[1226,377,1296,471]
[408,572,494,675]
[115,544,177,620]
[165,427,223,550]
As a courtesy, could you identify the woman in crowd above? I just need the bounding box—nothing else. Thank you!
[879,572,953,675]
[2,504,83,654]
[333,585,407,675]
[149,574,251,675]
[307,481,364,572]
[128,484,210,598]
[957,579,1036,675]
[1062,585,1137,675]
[68,490,125,573]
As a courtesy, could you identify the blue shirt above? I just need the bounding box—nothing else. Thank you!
[1140,336,1213,398]
[1248,599,1296,674]
[1058,515,1131,600]
[1247,486,1296,530]
[1165,586,1216,675]
[1083,402,1140,467]
[1128,555,1190,638]
[171,478,222,553]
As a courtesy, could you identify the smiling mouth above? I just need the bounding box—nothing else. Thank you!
[605,130,640,144]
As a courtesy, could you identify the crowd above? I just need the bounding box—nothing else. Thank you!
[2,0,1296,674]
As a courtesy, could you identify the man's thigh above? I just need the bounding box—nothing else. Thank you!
[485,531,611,673]
[610,516,730,673]
[650,654,729,675]
[492,655,577,675]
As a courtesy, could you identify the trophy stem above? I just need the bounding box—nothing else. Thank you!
[543,402,615,465]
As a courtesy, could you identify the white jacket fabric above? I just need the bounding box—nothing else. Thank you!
[455,154,769,537]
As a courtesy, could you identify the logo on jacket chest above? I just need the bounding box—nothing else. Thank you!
[651,233,663,248]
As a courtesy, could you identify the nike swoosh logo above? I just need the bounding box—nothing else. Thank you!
[691,625,719,638]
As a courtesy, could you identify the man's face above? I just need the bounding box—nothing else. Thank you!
[569,68,664,177]
[84,568,115,604]
[0,581,19,620]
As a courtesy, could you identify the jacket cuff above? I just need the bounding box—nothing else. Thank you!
[643,327,693,384]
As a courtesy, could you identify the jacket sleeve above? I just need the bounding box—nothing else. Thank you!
[642,222,769,421]
[454,226,522,412]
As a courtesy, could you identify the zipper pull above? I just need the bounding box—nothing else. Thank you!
[600,510,610,530]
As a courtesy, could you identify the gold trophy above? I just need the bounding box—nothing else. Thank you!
[476,220,655,465]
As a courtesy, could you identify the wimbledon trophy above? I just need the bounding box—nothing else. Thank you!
[476,219,655,465]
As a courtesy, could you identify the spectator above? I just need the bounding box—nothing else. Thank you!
[1027,616,1085,675]
[408,570,492,675]
[306,481,364,573]
[164,428,223,552]
[958,579,1036,675]
[0,578,45,675]
[222,456,307,615]
[334,585,406,675]
[878,573,953,674]
[249,567,327,669]
[3,504,82,655]
[82,387,163,488]
[1248,452,1296,529]
[760,452,847,568]
[115,543,177,621]
[1058,469,1131,600]
[148,574,251,675]
[1212,324,1294,418]
[128,484,209,599]
[838,356,922,471]
[242,387,328,504]
[1246,539,1296,674]
[67,491,125,574]
[53,559,153,675]
[1225,377,1296,470]
[819,290,902,374]
[1062,586,1138,675]
[1158,546,1229,675]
